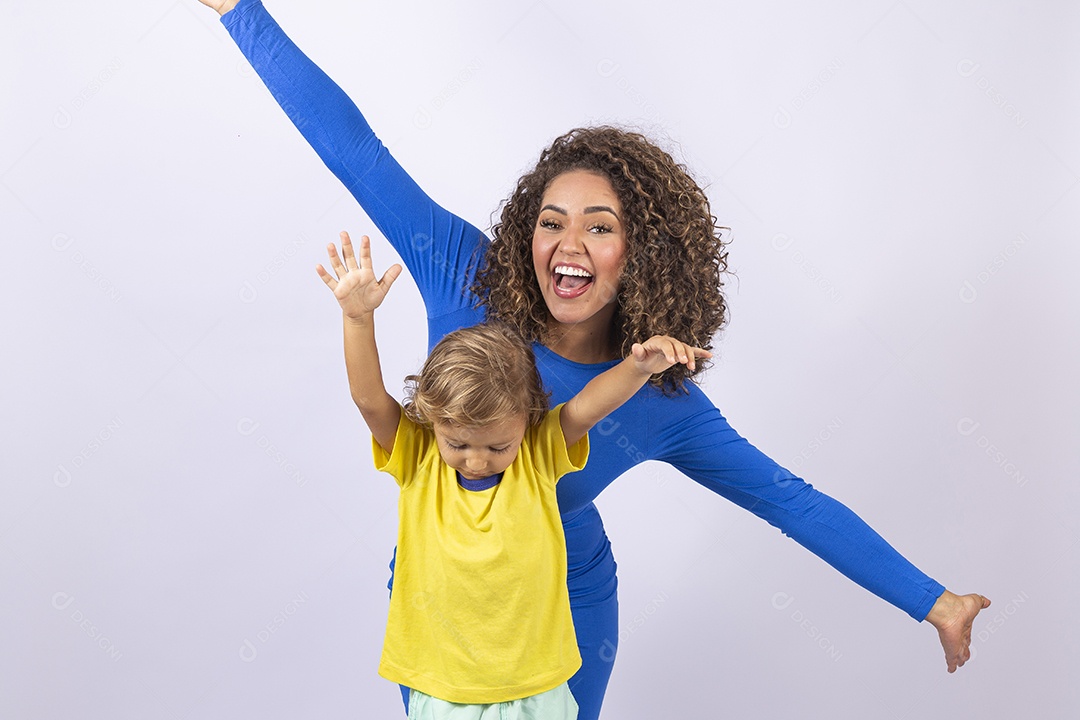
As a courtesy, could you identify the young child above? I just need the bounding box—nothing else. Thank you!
[316,231,710,719]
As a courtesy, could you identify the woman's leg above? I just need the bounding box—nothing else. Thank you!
[567,592,618,720]
[563,504,620,720]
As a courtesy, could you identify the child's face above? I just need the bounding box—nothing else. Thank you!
[432,414,528,481]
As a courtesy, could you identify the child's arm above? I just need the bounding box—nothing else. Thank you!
[316,232,403,453]
[560,336,712,447]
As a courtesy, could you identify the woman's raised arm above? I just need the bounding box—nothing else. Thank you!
[199,0,485,332]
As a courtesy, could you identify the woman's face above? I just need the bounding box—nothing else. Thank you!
[531,169,627,332]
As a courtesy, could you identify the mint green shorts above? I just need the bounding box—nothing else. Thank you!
[407,683,578,720]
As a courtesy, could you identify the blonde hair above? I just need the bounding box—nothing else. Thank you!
[403,323,549,428]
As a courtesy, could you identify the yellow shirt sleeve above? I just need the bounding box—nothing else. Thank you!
[372,411,434,488]
[529,403,590,484]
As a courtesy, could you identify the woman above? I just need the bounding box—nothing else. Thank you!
[197,1,989,717]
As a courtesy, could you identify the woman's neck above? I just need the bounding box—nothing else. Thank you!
[542,318,621,364]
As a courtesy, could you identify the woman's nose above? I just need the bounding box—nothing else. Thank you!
[558,227,586,254]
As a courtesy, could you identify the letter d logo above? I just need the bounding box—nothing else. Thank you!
[956,417,980,437]
[959,280,978,304]
[239,639,258,663]
[54,464,72,488]
[774,106,792,129]
[771,591,795,611]
[52,592,75,611]
[236,418,260,437]
[956,59,980,78]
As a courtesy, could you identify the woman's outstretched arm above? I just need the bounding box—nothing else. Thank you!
[648,386,989,671]
[198,0,486,330]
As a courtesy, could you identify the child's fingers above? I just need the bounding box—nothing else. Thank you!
[640,336,674,364]
[659,338,681,365]
[325,242,346,277]
[315,263,337,290]
[688,346,712,368]
[667,339,689,369]
[673,342,713,371]
[639,336,712,371]
[678,341,704,369]
[669,341,695,369]
[379,264,404,291]
[642,337,677,366]
[675,340,690,363]
[348,233,368,272]
[667,341,681,365]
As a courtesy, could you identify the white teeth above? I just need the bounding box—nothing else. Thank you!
[554,265,593,278]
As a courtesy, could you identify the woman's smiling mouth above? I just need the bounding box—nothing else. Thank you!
[553,264,594,298]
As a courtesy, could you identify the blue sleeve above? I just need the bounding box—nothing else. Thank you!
[221,0,486,340]
[649,386,945,621]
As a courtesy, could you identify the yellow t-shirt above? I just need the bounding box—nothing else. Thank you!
[372,404,588,704]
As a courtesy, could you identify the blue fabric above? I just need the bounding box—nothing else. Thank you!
[457,471,502,492]
[222,3,945,718]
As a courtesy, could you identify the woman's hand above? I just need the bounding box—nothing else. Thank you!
[195,0,239,17]
[630,336,712,376]
[316,232,402,322]
[925,589,992,672]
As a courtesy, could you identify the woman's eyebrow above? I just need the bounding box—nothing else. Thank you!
[584,205,618,217]
[539,204,618,217]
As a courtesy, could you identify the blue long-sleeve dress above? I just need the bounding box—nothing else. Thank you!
[219,3,944,717]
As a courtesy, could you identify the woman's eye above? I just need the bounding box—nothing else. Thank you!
[539,218,561,230]
[589,224,613,234]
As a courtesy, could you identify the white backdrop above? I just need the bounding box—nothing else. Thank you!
[2,1,1077,718]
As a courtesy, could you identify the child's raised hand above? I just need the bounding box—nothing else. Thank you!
[630,335,712,375]
[316,232,402,321]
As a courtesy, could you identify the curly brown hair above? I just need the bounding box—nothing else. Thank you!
[472,126,730,393]
[403,322,550,428]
